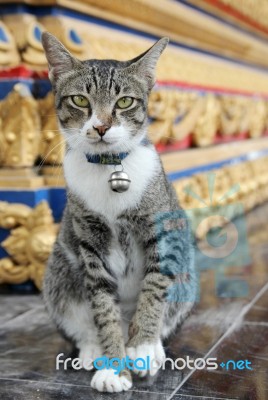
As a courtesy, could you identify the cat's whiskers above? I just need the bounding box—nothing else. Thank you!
[103,137,124,143]
[51,135,84,186]
[37,139,66,171]
[40,129,64,133]
[37,131,81,171]
[37,134,82,186]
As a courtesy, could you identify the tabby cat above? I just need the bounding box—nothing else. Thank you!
[42,32,196,393]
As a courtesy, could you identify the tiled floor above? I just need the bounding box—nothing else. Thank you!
[0,204,268,399]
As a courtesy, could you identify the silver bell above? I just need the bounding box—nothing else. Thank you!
[108,170,131,193]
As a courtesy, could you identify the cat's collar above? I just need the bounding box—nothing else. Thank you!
[85,152,128,165]
[85,138,150,166]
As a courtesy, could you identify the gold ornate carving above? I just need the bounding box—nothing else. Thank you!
[192,94,221,147]
[3,14,47,67]
[37,92,65,185]
[248,99,267,138]
[148,90,176,144]
[0,84,40,168]
[171,93,204,142]
[219,96,247,136]
[38,92,65,166]
[0,21,20,67]
[0,86,66,187]
[174,176,204,209]
[0,201,58,290]
[148,90,268,145]
[0,84,44,187]
[0,202,32,229]
[40,16,86,57]
[173,156,268,239]
[148,91,206,144]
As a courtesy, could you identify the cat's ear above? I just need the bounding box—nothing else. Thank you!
[42,32,81,83]
[127,37,169,89]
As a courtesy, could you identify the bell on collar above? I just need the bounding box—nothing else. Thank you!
[108,170,131,193]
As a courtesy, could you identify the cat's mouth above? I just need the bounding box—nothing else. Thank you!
[88,137,118,146]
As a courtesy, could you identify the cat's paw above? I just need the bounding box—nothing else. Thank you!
[79,343,102,370]
[126,340,165,377]
[91,369,132,392]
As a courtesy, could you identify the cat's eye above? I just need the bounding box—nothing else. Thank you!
[72,95,89,108]
[116,97,133,109]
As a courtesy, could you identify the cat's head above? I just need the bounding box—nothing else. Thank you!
[42,32,168,155]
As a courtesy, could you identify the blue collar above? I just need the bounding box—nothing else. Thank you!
[85,138,150,165]
[85,152,129,165]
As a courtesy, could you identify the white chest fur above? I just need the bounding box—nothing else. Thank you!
[64,145,160,222]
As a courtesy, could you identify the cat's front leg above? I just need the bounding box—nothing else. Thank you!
[125,211,182,377]
[126,207,194,377]
[81,245,132,392]
[90,291,132,392]
[126,270,170,377]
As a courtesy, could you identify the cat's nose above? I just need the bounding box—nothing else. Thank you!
[93,124,111,137]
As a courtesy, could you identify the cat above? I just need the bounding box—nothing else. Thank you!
[42,32,196,393]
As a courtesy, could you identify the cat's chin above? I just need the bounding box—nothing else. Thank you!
[81,138,133,155]
[68,135,144,155]
[88,142,120,154]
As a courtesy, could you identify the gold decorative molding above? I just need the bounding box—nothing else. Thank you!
[2,12,268,92]
[215,0,268,32]
[187,0,268,40]
[2,0,268,68]
[38,15,268,94]
[58,0,268,68]
[0,169,44,188]
[161,137,268,173]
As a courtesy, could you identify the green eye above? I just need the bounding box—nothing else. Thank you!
[72,95,89,107]
[116,97,133,109]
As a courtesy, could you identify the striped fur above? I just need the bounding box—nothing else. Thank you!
[42,32,196,393]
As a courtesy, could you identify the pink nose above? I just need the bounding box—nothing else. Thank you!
[93,125,111,137]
